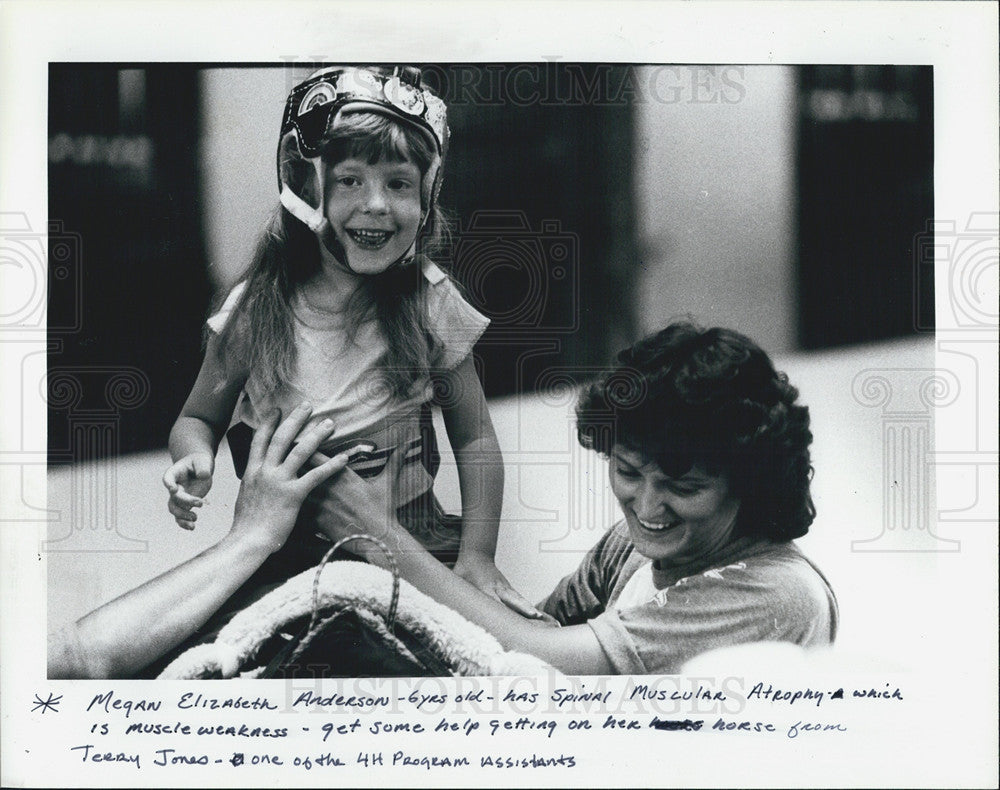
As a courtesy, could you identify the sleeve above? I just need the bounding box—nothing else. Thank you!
[586,554,837,675]
[539,552,608,627]
[422,261,490,370]
[539,524,634,626]
[205,281,247,335]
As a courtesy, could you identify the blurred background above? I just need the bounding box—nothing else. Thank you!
[47,63,933,459]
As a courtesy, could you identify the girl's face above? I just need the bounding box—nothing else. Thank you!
[609,445,741,568]
[324,156,423,275]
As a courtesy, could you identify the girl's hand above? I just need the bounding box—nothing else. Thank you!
[453,552,557,623]
[230,404,349,555]
[163,453,215,530]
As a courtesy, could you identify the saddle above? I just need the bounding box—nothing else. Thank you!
[158,535,554,679]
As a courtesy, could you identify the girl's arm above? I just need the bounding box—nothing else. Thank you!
[164,333,246,527]
[438,355,503,560]
[311,455,614,675]
[169,333,245,457]
[438,356,547,619]
[50,405,348,679]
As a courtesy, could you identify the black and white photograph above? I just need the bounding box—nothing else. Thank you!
[1,2,997,787]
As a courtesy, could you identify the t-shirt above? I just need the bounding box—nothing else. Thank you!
[540,520,839,675]
[206,258,489,441]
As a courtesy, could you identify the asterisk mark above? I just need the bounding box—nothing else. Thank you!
[32,692,62,714]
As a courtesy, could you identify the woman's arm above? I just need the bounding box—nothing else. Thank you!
[49,404,348,679]
[312,456,614,675]
[385,533,613,674]
[48,528,278,679]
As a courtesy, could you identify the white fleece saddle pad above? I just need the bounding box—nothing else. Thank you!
[159,559,556,679]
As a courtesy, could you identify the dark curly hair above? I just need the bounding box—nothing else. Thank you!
[576,321,815,541]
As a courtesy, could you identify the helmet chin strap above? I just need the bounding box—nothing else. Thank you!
[315,224,353,272]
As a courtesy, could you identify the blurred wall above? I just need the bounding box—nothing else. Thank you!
[633,66,797,352]
[47,66,212,459]
[199,67,312,289]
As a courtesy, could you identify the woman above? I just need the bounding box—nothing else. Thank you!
[311,321,839,675]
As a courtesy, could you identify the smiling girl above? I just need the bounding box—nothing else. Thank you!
[162,66,541,621]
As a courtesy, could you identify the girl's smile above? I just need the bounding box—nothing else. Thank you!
[345,227,395,249]
[325,157,423,274]
[609,446,741,568]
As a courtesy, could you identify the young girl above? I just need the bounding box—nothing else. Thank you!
[163,66,539,620]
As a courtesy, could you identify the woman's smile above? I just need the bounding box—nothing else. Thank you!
[635,515,683,533]
[610,446,741,567]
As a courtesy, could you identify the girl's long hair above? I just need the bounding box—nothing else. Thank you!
[214,112,449,402]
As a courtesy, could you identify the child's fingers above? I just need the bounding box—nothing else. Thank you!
[247,408,281,469]
[164,456,212,494]
[168,500,197,523]
[162,460,188,492]
[264,402,313,465]
[282,417,334,472]
[170,488,204,509]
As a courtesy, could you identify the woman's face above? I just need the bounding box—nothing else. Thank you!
[609,445,741,568]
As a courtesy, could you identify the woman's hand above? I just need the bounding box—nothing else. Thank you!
[230,403,349,554]
[302,448,409,553]
[453,552,558,623]
[163,453,214,529]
